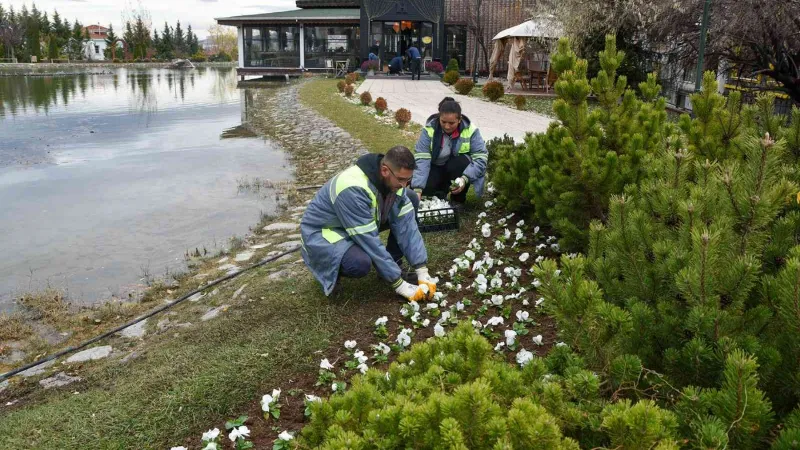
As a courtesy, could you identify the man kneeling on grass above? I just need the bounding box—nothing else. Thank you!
[300,146,437,302]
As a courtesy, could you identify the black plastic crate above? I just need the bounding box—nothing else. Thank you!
[417,207,460,233]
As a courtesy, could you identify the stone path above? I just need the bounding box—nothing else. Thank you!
[356,79,553,143]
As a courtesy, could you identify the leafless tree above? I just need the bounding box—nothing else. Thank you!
[0,10,26,61]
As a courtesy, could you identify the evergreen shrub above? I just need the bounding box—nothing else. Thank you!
[454,78,475,95]
[443,70,460,85]
[482,81,505,101]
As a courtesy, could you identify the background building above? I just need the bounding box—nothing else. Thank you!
[216,0,536,78]
[83,25,110,61]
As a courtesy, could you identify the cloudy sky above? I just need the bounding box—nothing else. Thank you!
[3,0,298,39]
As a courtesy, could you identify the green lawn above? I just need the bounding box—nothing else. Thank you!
[0,77,475,449]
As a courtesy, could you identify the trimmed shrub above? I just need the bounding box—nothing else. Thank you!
[336,80,346,93]
[454,78,475,95]
[425,60,444,74]
[395,108,411,129]
[360,91,372,106]
[209,51,232,62]
[442,70,459,85]
[482,81,505,101]
[360,60,379,73]
[375,97,387,115]
[189,51,208,63]
[446,58,460,73]
[344,84,354,97]
[513,95,527,110]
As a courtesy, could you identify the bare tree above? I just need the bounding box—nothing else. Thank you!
[207,24,238,59]
[0,9,26,61]
[465,0,490,75]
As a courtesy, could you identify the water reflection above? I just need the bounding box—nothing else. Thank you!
[0,68,288,307]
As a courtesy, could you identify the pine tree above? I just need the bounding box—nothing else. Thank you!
[68,19,84,60]
[151,29,160,60]
[104,23,118,60]
[174,20,185,57]
[159,22,174,60]
[123,21,134,60]
[186,24,199,55]
[132,16,150,60]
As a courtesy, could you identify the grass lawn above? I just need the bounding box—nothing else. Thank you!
[0,77,476,449]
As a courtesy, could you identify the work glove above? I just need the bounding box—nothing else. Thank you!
[395,280,428,302]
[450,176,468,194]
[416,267,437,300]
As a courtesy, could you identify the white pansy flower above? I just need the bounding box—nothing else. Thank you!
[532,335,544,346]
[411,312,420,323]
[320,358,334,370]
[485,201,494,208]
[354,351,368,364]
[457,258,470,269]
[522,299,530,306]
[422,318,430,327]
[344,340,357,349]
[535,256,545,264]
[516,349,534,366]
[534,226,540,233]
[448,266,457,277]
[554,270,561,277]
[494,342,505,351]
[536,243,547,251]
[426,302,439,310]
[532,279,542,288]
[357,363,369,374]
[555,342,567,348]
[202,428,221,442]
[517,220,525,227]
[172,447,188,450]
[202,443,219,450]
[519,252,530,262]
[535,297,545,307]
[490,277,503,289]
[375,316,388,326]
[305,394,321,402]
[465,249,476,260]
[516,310,530,322]
[486,316,504,327]
[278,431,294,441]
[495,240,505,250]
[434,323,445,337]
[439,311,451,323]
[504,228,512,240]
[456,301,465,311]
[331,382,338,392]
[472,320,482,329]
[505,329,517,346]
[481,223,491,237]
[229,426,250,442]
[551,243,560,251]
[491,295,504,306]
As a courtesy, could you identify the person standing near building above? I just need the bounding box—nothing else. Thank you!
[406,44,422,80]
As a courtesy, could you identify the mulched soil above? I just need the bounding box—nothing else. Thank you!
[184,199,564,448]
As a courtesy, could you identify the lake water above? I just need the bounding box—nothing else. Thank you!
[0,67,290,309]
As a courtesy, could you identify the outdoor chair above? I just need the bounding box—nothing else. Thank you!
[335,60,350,78]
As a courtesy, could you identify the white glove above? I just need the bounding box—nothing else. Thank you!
[416,267,437,300]
[395,280,427,302]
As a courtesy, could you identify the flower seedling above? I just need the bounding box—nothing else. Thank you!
[260,389,282,420]
[372,342,391,363]
[374,316,389,338]
[304,394,321,417]
[273,431,294,450]
[317,358,336,386]
[225,417,252,450]
[200,428,221,450]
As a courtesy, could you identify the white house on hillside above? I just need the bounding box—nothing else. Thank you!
[83,25,110,61]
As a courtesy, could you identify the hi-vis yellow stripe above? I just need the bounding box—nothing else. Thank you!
[346,221,378,236]
[399,202,415,217]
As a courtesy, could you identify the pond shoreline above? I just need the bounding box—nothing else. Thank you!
[0,61,236,76]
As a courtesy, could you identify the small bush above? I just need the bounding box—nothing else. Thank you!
[209,51,232,62]
[395,108,411,128]
[482,81,505,101]
[375,97,387,115]
[336,80,346,93]
[425,60,444,74]
[446,58,460,73]
[189,51,207,63]
[514,95,527,110]
[345,72,359,85]
[360,91,372,106]
[442,70,460,85]
[454,78,475,95]
[360,60,379,72]
[112,58,121,63]
[344,84,354,97]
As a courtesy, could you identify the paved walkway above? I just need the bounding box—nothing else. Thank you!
[356,79,553,142]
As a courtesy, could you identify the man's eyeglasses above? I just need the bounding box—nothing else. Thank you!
[384,164,412,185]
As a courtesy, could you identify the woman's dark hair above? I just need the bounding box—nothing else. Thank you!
[438,97,462,118]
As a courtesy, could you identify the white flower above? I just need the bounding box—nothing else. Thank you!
[357,363,369,374]
[498,218,507,226]
[202,428,221,442]
[517,220,525,227]
[534,226,540,233]
[411,312,420,323]
[344,340,357,349]
[516,349,534,366]
[434,323,445,337]
[261,394,275,412]
[485,201,494,208]
[171,447,188,450]
[494,342,505,351]
[516,310,530,322]
[519,252,530,262]
[522,299,530,306]
[532,279,542,288]
[490,295,504,306]
[374,342,391,355]
[202,443,219,450]
[278,431,294,441]
[472,320,482,329]
[396,329,412,347]
[465,249,476,260]
[536,243,547,251]
[305,394,321,402]
[457,258,470,269]
[320,358,334,370]
[535,297,545,307]
[554,269,561,277]
[481,223,491,238]
[354,351,368,364]
[504,228,512,240]
[229,426,250,442]
[490,277,503,289]
[556,342,567,348]
[456,301,465,311]
[439,311,451,323]
[448,266,457,277]
[505,329,517,346]
[426,302,439,310]
[551,243,560,251]
[477,284,487,294]
[422,318,430,327]
[532,335,544,346]
[375,316,388,326]
[535,256,545,263]
[331,382,338,392]
[486,316,504,327]
[495,240,505,250]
